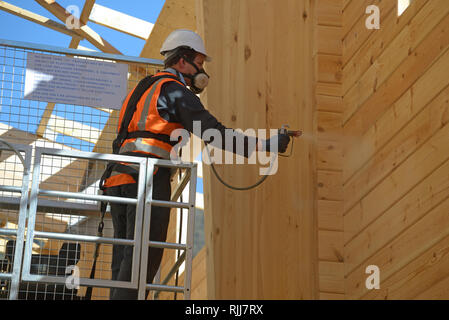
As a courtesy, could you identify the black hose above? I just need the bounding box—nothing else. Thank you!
[203,143,279,191]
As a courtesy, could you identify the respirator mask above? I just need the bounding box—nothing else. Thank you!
[181,56,210,94]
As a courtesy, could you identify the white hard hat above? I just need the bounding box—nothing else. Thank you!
[160,29,212,62]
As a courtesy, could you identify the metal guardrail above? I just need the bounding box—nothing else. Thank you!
[0,39,164,67]
[0,39,197,300]
[21,147,148,292]
[0,146,197,299]
[139,158,197,299]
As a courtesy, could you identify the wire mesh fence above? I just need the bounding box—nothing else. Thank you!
[0,39,164,300]
[0,41,162,152]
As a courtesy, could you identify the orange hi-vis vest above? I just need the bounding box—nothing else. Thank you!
[103,72,185,188]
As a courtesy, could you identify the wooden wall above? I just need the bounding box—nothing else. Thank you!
[314,0,345,300]
[196,0,318,299]
[191,0,449,300]
[342,0,449,299]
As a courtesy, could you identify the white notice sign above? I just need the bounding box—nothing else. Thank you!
[24,52,128,109]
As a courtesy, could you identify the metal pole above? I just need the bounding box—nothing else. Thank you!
[184,165,197,300]
[8,145,31,300]
[21,146,42,283]
[137,160,155,300]
[0,143,32,300]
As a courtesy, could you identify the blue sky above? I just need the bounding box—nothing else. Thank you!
[0,0,166,57]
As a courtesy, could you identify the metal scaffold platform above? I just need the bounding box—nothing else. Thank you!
[0,39,198,300]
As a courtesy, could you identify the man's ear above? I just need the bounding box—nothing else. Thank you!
[179,56,186,68]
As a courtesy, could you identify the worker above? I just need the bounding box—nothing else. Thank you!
[101,29,291,300]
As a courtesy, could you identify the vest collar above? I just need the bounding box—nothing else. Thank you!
[164,67,187,86]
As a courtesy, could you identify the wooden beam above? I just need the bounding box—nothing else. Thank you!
[35,0,121,54]
[0,1,82,38]
[47,115,101,144]
[36,103,56,138]
[140,0,197,60]
[69,0,96,49]
[89,3,154,40]
[80,0,95,24]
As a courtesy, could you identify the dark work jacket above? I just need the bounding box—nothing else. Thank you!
[157,69,258,158]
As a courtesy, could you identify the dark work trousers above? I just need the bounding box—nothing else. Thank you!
[104,167,171,300]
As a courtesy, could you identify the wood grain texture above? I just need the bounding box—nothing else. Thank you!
[342,0,449,300]
[197,0,317,299]
[315,0,344,299]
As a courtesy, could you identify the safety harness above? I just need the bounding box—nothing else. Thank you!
[84,73,180,300]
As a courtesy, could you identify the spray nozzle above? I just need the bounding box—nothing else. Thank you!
[277,125,303,158]
[279,125,303,138]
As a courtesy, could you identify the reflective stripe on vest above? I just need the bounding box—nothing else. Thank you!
[117,73,185,159]
[103,73,184,188]
[119,138,172,159]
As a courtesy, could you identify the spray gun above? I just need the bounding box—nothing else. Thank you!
[279,124,303,138]
[205,124,304,191]
[278,124,303,157]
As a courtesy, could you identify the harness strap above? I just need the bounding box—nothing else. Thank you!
[84,201,106,300]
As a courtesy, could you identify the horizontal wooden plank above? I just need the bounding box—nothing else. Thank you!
[316,25,343,55]
[318,200,344,231]
[344,118,449,244]
[362,233,449,299]
[319,230,344,262]
[317,94,343,113]
[318,170,343,201]
[317,54,343,83]
[343,0,428,95]
[319,261,345,293]
[317,111,343,170]
[345,195,449,299]
[345,158,449,276]
[316,0,343,27]
[318,111,342,142]
[317,139,343,171]
[316,82,342,96]
[344,84,449,214]
[343,2,449,125]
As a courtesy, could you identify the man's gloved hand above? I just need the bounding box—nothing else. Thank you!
[262,134,291,153]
